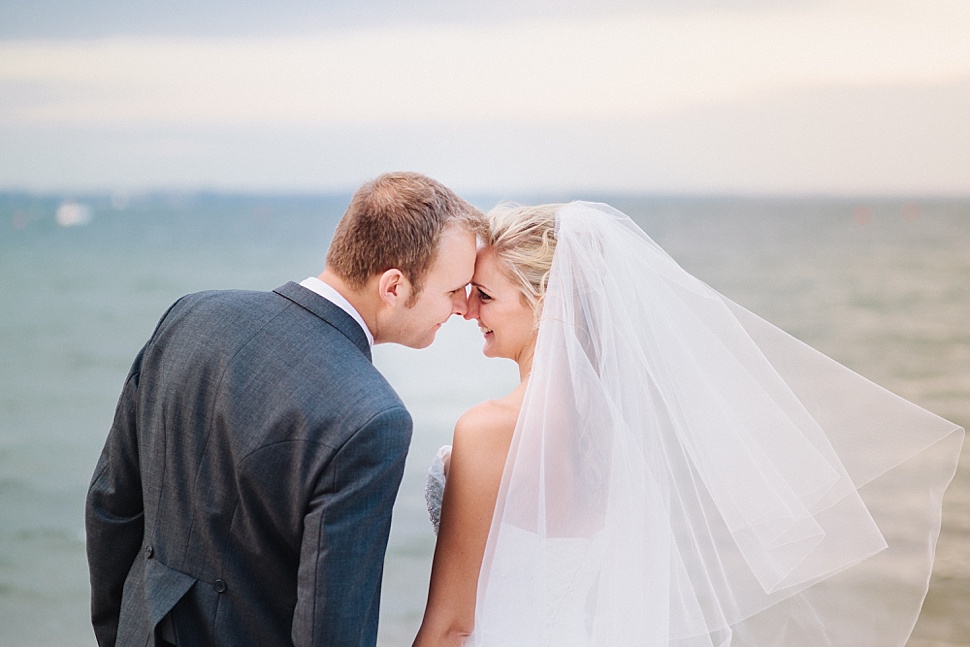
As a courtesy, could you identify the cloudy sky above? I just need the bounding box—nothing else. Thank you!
[1,0,968,195]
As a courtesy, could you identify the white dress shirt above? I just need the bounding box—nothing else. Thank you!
[298,276,374,348]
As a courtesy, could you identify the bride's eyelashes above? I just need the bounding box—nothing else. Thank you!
[476,288,492,302]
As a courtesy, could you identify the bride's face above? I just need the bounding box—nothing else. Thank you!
[464,246,537,363]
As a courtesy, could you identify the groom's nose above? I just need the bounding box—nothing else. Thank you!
[452,287,469,317]
[463,291,479,320]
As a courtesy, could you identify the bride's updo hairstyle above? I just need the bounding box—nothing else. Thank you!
[483,203,561,323]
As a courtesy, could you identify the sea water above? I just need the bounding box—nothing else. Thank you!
[0,193,967,646]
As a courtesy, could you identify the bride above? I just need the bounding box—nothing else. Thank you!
[413,202,963,646]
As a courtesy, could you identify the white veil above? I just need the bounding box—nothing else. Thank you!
[469,202,963,646]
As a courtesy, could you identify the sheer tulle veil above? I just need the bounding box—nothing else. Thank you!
[468,202,963,646]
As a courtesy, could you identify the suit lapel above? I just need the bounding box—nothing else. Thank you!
[273,282,372,361]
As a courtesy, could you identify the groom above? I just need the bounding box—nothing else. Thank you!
[85,172,481,646]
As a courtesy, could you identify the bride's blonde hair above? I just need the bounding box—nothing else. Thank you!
[483,203,561,323]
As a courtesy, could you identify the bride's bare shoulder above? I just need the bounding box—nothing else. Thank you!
[447,395,519,493]
[453,392,521,454]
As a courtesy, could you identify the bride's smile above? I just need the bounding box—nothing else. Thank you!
[464,246,537,371]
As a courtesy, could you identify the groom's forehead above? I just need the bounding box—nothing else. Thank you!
[421,231,475,287]
[434,227,476,263]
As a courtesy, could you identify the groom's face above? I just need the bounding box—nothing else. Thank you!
[391,225,476,349]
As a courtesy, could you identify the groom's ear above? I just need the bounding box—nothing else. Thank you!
[377,268,412,307]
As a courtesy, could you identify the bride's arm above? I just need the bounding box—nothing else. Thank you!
[413,402,513,647]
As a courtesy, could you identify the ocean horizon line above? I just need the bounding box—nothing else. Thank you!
[2,187,969,205]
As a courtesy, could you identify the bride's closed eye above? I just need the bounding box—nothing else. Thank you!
[475,288,493,302]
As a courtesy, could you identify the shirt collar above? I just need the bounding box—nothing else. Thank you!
[298,276,374,348]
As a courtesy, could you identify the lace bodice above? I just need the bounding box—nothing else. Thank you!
[424,445,451,534]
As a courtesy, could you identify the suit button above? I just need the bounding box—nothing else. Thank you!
[145,545,154,558]
[214,579,227,593]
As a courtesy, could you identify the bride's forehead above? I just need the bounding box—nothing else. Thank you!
[473,247,503,274]
[474,251,520,291]
[476,244,505,262]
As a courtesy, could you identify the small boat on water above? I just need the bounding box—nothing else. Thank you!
[55,201,92,227]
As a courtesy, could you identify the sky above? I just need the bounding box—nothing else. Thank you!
[1,0,968,195]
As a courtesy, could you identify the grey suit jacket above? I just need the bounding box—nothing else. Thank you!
[86,282,412,646]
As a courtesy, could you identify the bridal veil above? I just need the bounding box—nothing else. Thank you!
[469,202,963,646]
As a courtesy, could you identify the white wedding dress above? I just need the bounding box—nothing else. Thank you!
[427,449,602,643]
[427,202,963,646]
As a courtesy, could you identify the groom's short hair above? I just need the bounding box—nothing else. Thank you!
[326,172,482,295]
